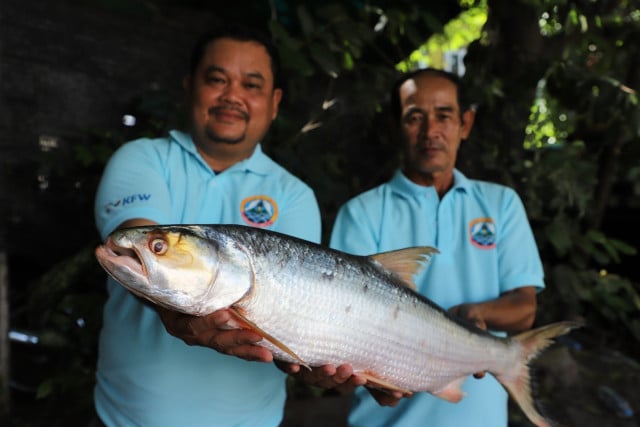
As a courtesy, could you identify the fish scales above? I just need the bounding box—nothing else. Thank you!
[199,225,520,390]
[95,224,582,427]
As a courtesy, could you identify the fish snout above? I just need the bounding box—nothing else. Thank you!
[100,237,144,270]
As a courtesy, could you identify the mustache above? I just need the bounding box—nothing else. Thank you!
[209,105,249,121]
[416,140,445,151]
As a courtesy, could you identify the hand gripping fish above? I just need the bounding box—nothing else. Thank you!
[95,224,580,427]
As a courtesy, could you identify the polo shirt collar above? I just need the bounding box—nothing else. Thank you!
[169,129,272,175]
[452,169,471,192]
[389,168,470,199]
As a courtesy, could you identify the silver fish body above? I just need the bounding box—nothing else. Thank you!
[95,224,578,427]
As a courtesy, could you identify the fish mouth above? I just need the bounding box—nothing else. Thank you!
[95,237,149,284]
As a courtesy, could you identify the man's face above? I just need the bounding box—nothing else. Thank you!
[185,38,282,153]
[398,74,473,184]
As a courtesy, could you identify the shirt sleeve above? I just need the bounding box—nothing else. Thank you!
[94,140,172,240]
[271,182,322,245]
[497,189,545,292]
[330,198,379,256]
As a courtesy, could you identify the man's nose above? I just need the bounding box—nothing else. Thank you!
[220,81,242,104]
[419,115,439,138]
[418,115,431,138]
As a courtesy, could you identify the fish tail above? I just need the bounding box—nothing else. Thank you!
[497,320,583,427]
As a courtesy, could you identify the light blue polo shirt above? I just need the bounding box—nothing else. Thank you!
[330,169,544,427]
[94,130,321,427]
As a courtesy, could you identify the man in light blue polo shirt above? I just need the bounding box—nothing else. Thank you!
[93,25,322,427]
[329,69,544,426]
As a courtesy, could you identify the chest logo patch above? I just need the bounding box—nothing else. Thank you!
[241,195,278,227]
[468,217,496,250]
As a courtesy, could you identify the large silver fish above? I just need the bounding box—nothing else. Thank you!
[95,224,579,427]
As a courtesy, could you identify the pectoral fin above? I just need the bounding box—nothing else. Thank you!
[229,308,310,370]
[361,372,412,395]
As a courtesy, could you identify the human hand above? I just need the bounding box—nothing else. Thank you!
[278,361,412,406]
[156,306,273,363]
[366,387,413,407]
[448,303,487,379]
[448,303,487,331]
[277,362,367,393]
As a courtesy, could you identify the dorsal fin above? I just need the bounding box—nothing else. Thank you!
[370,246,439,290]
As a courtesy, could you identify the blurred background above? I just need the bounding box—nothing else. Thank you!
[1,0,639,425]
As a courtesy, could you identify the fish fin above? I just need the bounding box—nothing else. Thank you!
[497,320,584,427]
[228,308,311,370]
[431,377,467,403]
[360,373,411,395]
[370,247,439,290]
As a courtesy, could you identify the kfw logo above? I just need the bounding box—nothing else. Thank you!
[104,193,152,213]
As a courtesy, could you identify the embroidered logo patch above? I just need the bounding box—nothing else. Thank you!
[468,217,496,250]
[241,195,278,227]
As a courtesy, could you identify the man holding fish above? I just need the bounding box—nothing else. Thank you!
[319,69,545,425]
[92,24,337,426]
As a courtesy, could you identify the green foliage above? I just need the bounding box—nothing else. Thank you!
[547,265,640,342]
[463,0,640,347]
[388,5,638,349]
[398,1,487,72]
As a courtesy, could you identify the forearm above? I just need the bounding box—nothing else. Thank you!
[449,286,538,334]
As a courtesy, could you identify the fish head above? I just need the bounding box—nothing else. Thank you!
[95,225,254,315]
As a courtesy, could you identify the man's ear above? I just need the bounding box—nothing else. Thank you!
[460,109,476,140]
[271,88,283,120]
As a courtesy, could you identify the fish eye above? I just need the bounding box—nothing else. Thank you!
[149,238,168,255]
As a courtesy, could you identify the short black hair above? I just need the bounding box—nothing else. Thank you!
[389,68,469,121]
[188,23,281,89]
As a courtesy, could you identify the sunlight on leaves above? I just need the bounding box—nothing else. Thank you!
[396,0,487,73]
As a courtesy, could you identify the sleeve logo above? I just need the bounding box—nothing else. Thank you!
[104,193,152,213]
[468,217,497,250]
[240,195,278,227]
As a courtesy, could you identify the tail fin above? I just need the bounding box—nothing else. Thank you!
[497,321,583,427]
